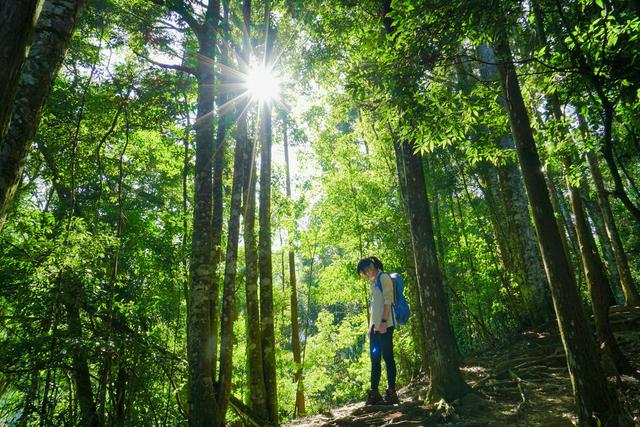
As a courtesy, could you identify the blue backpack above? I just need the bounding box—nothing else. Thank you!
[375,272,411,325]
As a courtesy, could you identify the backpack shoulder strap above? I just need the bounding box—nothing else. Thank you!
[374,271,383,292]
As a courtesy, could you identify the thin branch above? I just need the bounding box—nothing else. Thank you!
[134,50,197,75]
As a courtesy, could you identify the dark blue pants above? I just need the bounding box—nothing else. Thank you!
[369,326,396,390]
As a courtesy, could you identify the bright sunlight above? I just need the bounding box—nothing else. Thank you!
[244,64,280,103]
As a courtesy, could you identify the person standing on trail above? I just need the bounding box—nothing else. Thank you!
[357,256,400,405]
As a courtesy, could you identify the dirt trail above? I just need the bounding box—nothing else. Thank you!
[286,306,640,426]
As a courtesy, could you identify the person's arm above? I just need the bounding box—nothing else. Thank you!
[379,274,394,333]
[379,304,391,333]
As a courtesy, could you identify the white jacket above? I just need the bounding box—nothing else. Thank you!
[369,272,395,330]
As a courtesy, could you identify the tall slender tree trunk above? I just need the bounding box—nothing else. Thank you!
[393,137,470,402]
[217,87,246,427]
[426,153,446,272]
[495,135,551,325]
[543,165,582,271]
[242,127,268,420]
[62,278,99,427]
[240,0,268,421]
[0,0,42,155]
[113,366,127,426]
[477,163,514,269]
[492,20,627,425]
[283,117,305,416]
[209,0,232,381]
[587,150,640,307]
[258,100,278,424]
[0,0,87,219]
[187,1,220,424]
[562,156,633,374]
[258,3,278,423]
[394,127,430,374]
[582,185,623,303]
[381,0,469,402]
[215,3,238,423]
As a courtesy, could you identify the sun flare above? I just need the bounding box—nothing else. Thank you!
[245,65,280,103]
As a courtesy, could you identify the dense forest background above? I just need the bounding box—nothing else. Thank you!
[1,0,640,426]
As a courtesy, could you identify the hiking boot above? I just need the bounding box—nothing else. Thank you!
[384,387,400,404]
[365,389,384,405]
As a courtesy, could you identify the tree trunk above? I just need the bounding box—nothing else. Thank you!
[62,278,99,427]
[242,126,269,420]
[209,0,232,381]
[581,184,623,303]
[393,138,470,402]
[187,1,220,424]
[475,45,551,326]
[380,0,469,401]
[562,156,633,374]
[0,0,87,219]
[395,127,430,374]
[283,117,305,416]
[426,154,446,271]
[496,135,551,326]
[0,0,42,156]
[217,95,246,426]
[258,99,278,424]
[239,0,268,421]
[258,4,278,423]
[587,150,640,307]
[492,22,627,425]
[477,163,511,267]
[113,366,127,427]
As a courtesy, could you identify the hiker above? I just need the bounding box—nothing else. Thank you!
[357,256,400,405]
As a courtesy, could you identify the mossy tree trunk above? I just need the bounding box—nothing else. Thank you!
[185,0,221,423]
[393,138,471,402]
[0,0,42,160]
[1,0,87,219]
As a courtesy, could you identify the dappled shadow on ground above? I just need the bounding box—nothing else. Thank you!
[285,306,640,426]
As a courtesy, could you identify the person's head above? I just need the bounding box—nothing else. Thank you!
[357,256,384,280]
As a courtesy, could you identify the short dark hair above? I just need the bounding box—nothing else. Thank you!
[356,256,384,274]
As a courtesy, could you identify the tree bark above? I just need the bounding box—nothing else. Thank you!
[217,92,246,427]
[0,0,87,219]
[186,1,220,424]
[393,138,471,402]
[475,45,551,326]
[214,2,234,423]
[380,0,469,401]
[62,278,99,427]
[283,116,305,416]
[581,184,623,303]
[242,127,269,419]
[587,150,640,307]
[0,0,42,155]
[258,99,278,424]
[257,3,278,423]
[239,0,269,420]
[492,20,627,425]
[562,157,632,375]
[209,0,232,381]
